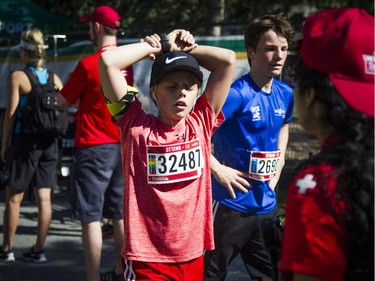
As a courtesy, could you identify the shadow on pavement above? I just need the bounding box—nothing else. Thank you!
[0,184,250,281]
[0,186,118,281]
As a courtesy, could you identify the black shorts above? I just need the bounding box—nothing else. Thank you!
[8,134,58,190]
[204,202,283,281]
[70,144,123,222]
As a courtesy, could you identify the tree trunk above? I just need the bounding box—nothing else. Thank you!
[207,0,225,36]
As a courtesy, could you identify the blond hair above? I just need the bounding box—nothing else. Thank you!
[20,28,46,68]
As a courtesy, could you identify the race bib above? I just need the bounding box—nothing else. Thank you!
[147,139,204,184]
[249,150,281,181]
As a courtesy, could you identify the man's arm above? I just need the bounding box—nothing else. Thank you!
[56,62,88,109]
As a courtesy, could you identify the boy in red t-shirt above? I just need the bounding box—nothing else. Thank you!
[99,29,235,280]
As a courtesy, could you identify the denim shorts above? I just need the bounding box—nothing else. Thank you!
[70,143,124,222]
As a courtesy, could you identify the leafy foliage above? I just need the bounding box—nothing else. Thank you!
[33,0,373,38]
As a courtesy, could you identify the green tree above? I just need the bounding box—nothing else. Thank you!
[33,0,373,38]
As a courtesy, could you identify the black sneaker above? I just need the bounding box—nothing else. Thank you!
[0,247,15,263]
[22,246,47,263]
[101,267,122,281]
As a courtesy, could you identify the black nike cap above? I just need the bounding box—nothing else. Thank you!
[150,51,203,87]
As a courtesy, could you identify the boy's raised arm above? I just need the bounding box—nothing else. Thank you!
[99,41,158,103]
[189,46,236,115]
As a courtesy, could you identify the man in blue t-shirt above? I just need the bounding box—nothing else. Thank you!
[204,13,295,281]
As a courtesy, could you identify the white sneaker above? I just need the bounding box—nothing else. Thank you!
[0,247,15,263]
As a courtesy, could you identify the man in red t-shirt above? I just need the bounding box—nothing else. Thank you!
[57,5,133,281]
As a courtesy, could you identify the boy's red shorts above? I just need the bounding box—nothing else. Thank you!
[122,255,204,281]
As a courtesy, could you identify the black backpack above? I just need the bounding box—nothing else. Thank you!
[21,68,69,137]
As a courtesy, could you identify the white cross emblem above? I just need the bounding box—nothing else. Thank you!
[296,174,317,194]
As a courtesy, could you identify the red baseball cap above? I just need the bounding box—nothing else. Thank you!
[301,7,374,117]
[80,5,121,29]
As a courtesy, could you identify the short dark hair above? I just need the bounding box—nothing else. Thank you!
[90,22,119,36]
[244,13,295,52]
[103,24,119,36]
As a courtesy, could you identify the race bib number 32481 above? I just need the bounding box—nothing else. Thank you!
[147,139,204,184]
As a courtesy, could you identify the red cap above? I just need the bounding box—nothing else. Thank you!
[301,8,375,117]
[80,5,121,29]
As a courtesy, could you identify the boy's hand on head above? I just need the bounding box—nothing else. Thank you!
[144,33,162,48]
[143,33,162,60]
[142,30,197,61]
[168,29,197,52]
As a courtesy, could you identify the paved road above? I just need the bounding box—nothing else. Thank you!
[0,185,251,281]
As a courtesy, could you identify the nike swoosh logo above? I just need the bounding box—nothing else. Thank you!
[165,56,187,64]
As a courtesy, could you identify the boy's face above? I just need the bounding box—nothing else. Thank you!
[153,70,199,126]
[248,30,289,79]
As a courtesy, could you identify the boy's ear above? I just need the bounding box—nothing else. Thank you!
[247,47,255,60]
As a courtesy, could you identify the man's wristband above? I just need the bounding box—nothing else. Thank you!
[160,33,170,53]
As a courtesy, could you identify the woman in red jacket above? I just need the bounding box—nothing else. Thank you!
[279,7,374,281]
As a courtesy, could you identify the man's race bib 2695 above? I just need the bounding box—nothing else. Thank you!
[147,139,203,184]
[248,150,281,181]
